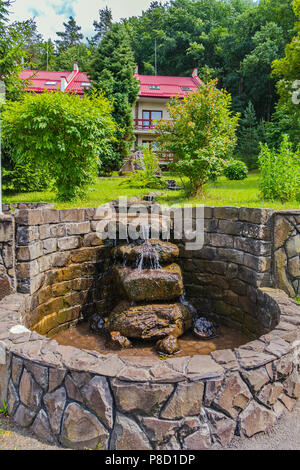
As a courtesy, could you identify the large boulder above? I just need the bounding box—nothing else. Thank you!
[114,263,183,302]
[106,301,193,340]
[112,239,179,266]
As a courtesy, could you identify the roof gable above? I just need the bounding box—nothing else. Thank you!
[135,73,202,98]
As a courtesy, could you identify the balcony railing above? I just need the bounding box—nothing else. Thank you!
[134,118,167,130]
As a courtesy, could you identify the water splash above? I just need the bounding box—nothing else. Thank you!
[136,240,161,271]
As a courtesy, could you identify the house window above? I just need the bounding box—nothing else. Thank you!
[149,85,160,90]
[81,82,91,88]
[181,86,192,91]
[45,81,57,86]
[142,110,162,128]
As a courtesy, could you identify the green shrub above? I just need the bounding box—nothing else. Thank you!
[3,157,50,193]
[2,90,116,201]
[258,135,299,202]
[224,160,248,180]
[123,148,166,189]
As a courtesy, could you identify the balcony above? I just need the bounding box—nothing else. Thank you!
[133,118,171,132]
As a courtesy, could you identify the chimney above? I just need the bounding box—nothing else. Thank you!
[135,65,139,74]
[73,62,79,72]
[60,76,67,92]
[192,68,198,78]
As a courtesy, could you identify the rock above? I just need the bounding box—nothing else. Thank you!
[112,239,179,265]
[107,302,192,341]
[60,402,109,450]
[110,413,151,450]
[111,379,173,416]
[193,317,218,339]
[114,263,183,302]
[239,400,276,437]
[81,376,114,430]
[257,383,284,407]
[14,404,36,428]
[156,336,180,355]
[9,325,31,344]
[43,387,67,435]
[140,417,181,444]
[31,409,55,444]
[241,367,270,393]
[19,369,43,411]
[106,331,132,350]
[183,425,212,450]
[160,382,204,419]
[205,408,236,447]
[90,314,105,334]
[213,372,252,419]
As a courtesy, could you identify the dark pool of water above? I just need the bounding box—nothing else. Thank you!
[52,322,249,358]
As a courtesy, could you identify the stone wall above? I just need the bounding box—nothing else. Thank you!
[14,208,113,337]
[0,288,299,449]
[177,207,275,338]
[0,214,15,301]
[274,211,300,298]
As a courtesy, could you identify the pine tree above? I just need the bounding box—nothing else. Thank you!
[237,101,263,169]
[92,23,140,169]
[55,16,83,52]
[92,7,113,45]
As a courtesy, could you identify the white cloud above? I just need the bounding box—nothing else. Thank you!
[9,0,153,41]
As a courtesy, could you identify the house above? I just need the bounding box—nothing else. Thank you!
[20,62,91,95]
[132,68,202,156]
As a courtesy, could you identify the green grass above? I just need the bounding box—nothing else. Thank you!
[3,172,299,210]
[294,298,300,304]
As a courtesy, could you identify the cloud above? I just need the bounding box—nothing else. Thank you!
[9,0,153,41]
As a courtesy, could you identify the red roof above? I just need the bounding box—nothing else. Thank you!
[20,64,91,95]
[135,70,202,98]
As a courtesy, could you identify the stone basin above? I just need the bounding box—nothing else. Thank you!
[114,263,184,302]
[107,301,193,340]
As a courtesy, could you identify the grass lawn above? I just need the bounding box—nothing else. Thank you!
[3,172,299,210]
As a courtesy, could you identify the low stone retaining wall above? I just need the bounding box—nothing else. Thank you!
[0,288,299,450]
[0,214,15,301]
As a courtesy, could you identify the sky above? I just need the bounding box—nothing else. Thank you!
[9,0,154,41]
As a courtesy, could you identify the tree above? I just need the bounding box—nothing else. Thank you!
[55,16,83,52]
[269,0,300,147]
[92,23,140,169]
[92,7,113,45]
[155,80,239,195]
[0,1,29,99]
[12,18,44,69]
[2,91,116,201]
[236,101,265,169]
[55,43,93,73]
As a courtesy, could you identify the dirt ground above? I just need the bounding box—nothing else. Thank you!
[0,399,300,451]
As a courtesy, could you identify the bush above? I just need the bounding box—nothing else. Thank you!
[2,90,116,201]
[258,135,299,202]
[224,160,248,180]
[3,160,50,193]
[155,80,239,196]
[123,148,166,189]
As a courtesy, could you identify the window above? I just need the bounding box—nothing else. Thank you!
[181,86,192,91]
[81,82,91,88]
[45,81,57,86]
[149,85,160,90]
[142,110,162,128]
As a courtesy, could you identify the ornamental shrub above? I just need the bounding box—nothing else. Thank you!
[2,90,116,201]
[123,147,165,189]
[155,79,239,196]
[258,135,299,202]
[224,160,248,180]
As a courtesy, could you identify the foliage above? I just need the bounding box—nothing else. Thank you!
[0,1,29,99]
[2,157,50,193]
[91,7,113,46]
[258,135,300,202]
[236,101,265,169]
[0,399,8,416]
[270,0,300,148]
[55,16,83,53]
[2,90,116,201]
[155,80,239,195]
[91,23,140,168]
[123,148,166,189]
[224,159,248,180]
[55,44,93,73]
